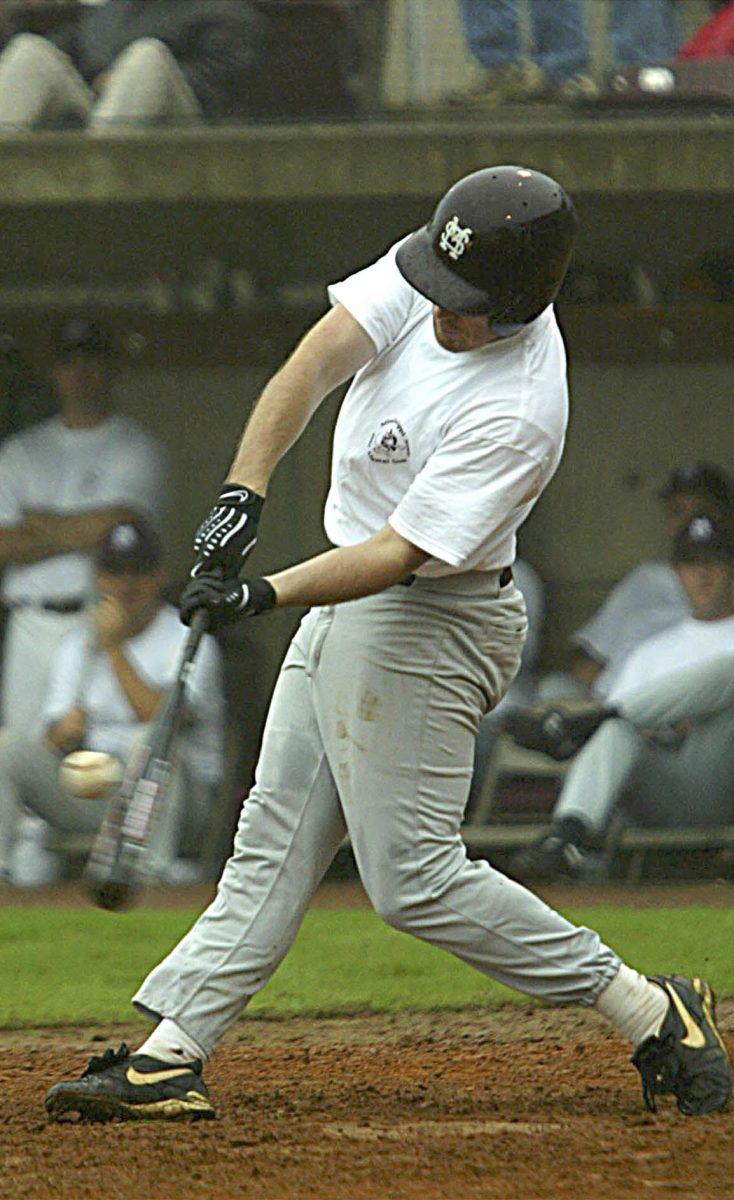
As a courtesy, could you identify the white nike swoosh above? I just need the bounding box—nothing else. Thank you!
[664,981,707,1049]
[126,1065,193,1087]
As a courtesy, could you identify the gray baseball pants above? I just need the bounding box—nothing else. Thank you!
[0,34,201,130]
[134,574,621,1055]
[555,654,734,834]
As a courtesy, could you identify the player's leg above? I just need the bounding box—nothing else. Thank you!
[510,717,652,880]
[130,609,346,1052]
[619,652,734,729]
[47,611,347,1120]
[89,38,203,131]
[314,581,730,1114]
[0,33,93,129]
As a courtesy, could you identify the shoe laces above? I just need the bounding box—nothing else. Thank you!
[632,1032,678,1112]
[82,1043,131,1078]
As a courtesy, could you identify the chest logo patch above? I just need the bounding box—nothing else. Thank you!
[368,419,410,465]
[439,215,473,261]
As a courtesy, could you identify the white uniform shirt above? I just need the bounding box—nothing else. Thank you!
[0,414,164,603]
[609,613,734,702]
[325,239,569,577]
[42,604,224,783]
[573,561,690,696]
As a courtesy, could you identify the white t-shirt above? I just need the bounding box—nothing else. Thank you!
[609,613,734,702]
[0,414,165,603]
[42,604,224,784]
[324,239,569,577]
[573,561,690,697]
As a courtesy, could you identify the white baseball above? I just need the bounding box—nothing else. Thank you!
[59,751,124,800]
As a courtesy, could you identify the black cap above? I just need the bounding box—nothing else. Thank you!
[55,318,115,360]
[671,514,734,564]
[659,461,734,512]
[395,166,577,329]
[95,519,162,574]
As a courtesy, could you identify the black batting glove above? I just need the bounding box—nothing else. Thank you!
[191,484,265,577]
[179,573,277,631]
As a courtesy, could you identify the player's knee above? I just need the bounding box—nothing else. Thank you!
[2,32,54,63]
[112,37,172,68]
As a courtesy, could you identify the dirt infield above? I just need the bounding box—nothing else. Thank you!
[3,881,734,1199]
[2,1004,733,1200]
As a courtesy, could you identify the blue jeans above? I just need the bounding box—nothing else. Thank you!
[459,0,589,82]
[609,0,681,66]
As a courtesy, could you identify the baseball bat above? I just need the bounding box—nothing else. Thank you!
[83,608,209,911]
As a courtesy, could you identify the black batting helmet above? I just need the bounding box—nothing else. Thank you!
[396,166,577,332]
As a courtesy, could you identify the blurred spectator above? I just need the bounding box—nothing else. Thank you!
[0,519,224,886]
[0,0,267,131]
[0,316,165,740]
[454,0,597,104]
[678,0,734,60]
[608,0,681,69]
[539,461,734,701]
[467,556,544,814]
[508,514,734,883]
[454,0,681,105]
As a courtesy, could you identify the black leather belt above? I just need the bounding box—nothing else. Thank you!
[9,598,86,615]
[399,567,513,589]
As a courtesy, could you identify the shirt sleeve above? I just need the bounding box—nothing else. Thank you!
[327,237,420,355]
[573,567,647,663]
[42,636,84,728]
[389,416,546,569]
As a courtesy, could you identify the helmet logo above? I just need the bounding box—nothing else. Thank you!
[439,215,473,262]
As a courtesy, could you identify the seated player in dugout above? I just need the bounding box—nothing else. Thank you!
[0,519,224,886]
[507,513,734,884]
[540,460,734,701]
[46,167,731,1122]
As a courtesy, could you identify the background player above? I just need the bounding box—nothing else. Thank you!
[46,167,730,1123]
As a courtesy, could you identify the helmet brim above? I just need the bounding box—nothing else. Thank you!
[396,227,493,317]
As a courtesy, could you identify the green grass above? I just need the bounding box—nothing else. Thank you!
[1,904,733,1029]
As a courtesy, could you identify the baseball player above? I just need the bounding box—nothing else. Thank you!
[46,167,730,1122]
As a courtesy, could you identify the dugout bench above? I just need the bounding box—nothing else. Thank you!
[461,733,734,882]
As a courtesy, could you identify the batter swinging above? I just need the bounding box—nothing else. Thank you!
[46,167,730,1122]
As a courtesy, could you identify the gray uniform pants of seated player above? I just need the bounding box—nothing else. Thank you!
[0,729,198,880]
[554,655,734,835]
[0,34,202,130]
[133,574,621,1057]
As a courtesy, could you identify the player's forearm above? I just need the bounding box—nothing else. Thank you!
[227,307,375,495]
[24,505,139,553]
[267,526,429,610]
[0,524,59,566]
[106,648,164,724]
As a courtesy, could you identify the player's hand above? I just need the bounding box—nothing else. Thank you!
[49,707,87,755]
[191,485,265,577]
[179,573,277,630]
[92,595,130,650]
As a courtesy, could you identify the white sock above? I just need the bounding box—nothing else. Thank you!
[136,1018,208,1065]
[595,964,670,1046]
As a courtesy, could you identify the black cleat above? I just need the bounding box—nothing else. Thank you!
[509,834,587,884]
[632,975,731,1115]
[503,705,612,761]
[45,1043,215,1122]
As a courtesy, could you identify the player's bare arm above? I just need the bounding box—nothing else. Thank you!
[189,306,376,580]
[22,506,141,553]
[266,526,429,609]
[229,305,375,495]
[93,597,164,724]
